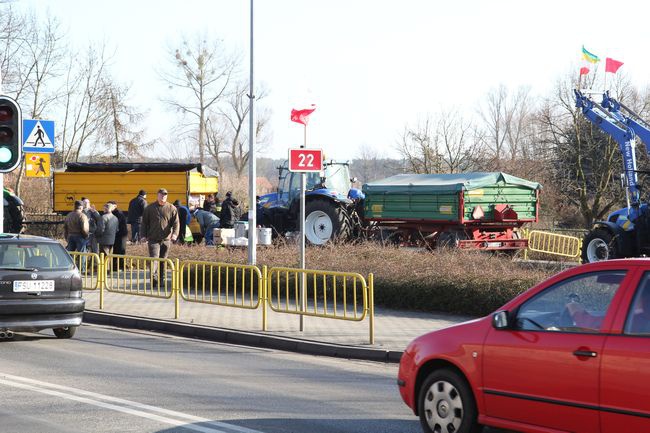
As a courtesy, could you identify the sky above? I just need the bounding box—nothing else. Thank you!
[14,0,650,161]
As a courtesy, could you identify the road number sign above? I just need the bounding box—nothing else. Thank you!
[288,148,323,172]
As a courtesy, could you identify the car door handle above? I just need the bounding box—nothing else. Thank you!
[573,350,598,357]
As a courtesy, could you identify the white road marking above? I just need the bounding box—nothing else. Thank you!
[0,373,264,433]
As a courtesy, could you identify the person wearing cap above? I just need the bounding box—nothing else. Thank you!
[140,188,179,285]
[64,200,90,253]
[193,208,220,246]
[127,189,147,243]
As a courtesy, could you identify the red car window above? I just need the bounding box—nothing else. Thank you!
[515,270,626,333]
[624,271,650,335]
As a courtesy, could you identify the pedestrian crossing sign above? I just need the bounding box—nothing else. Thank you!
[25,153,50,177]
[22,119,55,154]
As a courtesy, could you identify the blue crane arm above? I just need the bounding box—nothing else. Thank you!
[574,89,640,208]
[602,91,650,154]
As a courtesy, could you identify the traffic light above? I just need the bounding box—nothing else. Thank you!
[0,96,21,173]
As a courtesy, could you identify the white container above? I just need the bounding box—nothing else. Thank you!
[234,221,249,238]
[232,237,248,247]
[213,228,235,245]
[257,227,272,245]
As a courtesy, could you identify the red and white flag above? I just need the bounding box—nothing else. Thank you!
[290,105,316,126]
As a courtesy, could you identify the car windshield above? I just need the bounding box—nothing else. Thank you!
[0,242,74,270]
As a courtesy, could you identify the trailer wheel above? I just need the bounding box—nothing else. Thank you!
[582,229,618,263]
[304,199,350,245]
[437,231,467,249]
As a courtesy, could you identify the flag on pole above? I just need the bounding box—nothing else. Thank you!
[605,57,624,74]
[579,66,590,76]
[290,106,316,126]
[582,46,600,64]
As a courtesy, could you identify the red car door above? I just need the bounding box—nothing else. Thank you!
[482,268,631,433]
[600,268,650,433]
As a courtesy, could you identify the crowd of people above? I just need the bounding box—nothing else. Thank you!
[63,189,245,267]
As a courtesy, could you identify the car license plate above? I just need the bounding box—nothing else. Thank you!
[13,280,55,292]
[487,242,503,248]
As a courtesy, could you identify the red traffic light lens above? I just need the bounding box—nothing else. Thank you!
[0,127,14,143]
[0,106,14,122]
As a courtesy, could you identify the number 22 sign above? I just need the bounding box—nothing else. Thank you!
[288,148,323,172]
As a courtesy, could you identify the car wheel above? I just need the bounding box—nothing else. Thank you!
[53,326,77,339]
[418,368,480,433]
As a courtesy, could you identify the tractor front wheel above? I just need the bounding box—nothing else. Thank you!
[582,229,618,263]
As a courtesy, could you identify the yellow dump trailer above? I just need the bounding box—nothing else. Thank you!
[53,163,218,238]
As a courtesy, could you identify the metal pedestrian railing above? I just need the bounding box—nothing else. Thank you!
[69,251,102,290]
[523,230,583,262]
[267,267,374,344]
[74,252,375,343]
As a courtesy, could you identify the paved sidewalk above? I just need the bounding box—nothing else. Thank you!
[82,289,473,360]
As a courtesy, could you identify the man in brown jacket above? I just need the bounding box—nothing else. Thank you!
[63,200,90,252]
[140,188,179,285]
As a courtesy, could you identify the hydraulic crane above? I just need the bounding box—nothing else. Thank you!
[574,89,650,262]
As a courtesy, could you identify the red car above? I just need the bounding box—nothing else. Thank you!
[398,259,650,433]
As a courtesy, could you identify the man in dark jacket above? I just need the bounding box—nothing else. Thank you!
[173,200,190,245]
[110,200,128,261]
[219,191,239,229]
[141,188,179,285]
[127,190,147,243]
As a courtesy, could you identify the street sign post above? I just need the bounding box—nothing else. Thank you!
[25,153,50,177]
[288,148,323,172]
[22,119,55,154]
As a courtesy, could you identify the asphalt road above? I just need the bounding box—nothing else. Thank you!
[0,324,423,433]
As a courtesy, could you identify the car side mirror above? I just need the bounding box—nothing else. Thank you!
[492,310,510,329]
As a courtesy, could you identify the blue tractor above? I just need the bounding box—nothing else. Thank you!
[259,160,365,245]
[575,90,650,262]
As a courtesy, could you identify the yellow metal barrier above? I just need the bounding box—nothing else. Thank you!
[267,267,375,344]
[104,254,176,299]
[178,260,264,309]
[524,230,582,261]
[69,251,102,290]
[72,249,375,342]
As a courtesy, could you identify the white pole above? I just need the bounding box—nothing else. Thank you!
[247,0,257,265]
[299,127,306,331]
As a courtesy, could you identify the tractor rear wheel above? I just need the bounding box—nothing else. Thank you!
[304,199,351,245]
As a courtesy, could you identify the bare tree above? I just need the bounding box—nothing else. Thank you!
[437,109,475,173]
[58,44,114,163]
[220,81,270,178]
[397,116,441,174]
[397,110,476,174]
[477,85,533,170]
[0,11,67,195]
[160,35,237,165]
[98,80,153,161]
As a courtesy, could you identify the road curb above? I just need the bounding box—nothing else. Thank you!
[83,310,403,363]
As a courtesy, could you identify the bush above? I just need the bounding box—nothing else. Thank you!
[85,241,564,317]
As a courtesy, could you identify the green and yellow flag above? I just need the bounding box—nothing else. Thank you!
[582,46,600,64]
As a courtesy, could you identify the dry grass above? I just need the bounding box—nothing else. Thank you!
[118,241,561,316]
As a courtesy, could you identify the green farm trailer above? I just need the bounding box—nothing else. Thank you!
[362,172,541,250]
